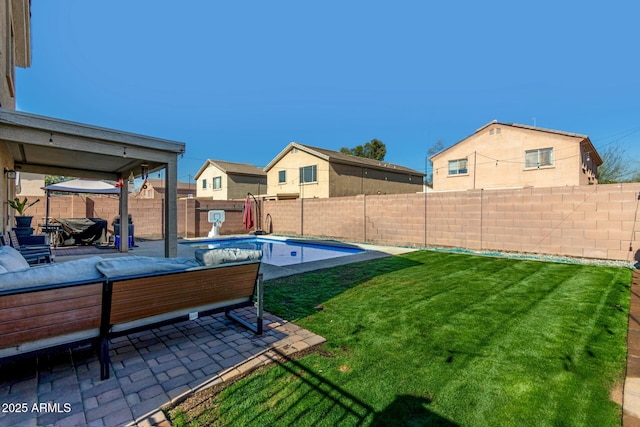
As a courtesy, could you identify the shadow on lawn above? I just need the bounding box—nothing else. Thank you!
[264,255,423,322]
[216,348,457,426]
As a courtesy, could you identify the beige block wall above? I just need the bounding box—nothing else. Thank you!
[261,183,640,262]
[18,183,640,263]
[266,151,329,198]
[432,123,591,191]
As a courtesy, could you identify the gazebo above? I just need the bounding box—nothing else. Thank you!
[1,108,185,257]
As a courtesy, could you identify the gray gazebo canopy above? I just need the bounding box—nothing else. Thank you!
[0,108,185,257]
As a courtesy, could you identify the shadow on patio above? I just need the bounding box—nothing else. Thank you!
[0,308,325,427]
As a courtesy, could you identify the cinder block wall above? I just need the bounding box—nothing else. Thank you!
[262,183,640,262]
[18,183,640,262]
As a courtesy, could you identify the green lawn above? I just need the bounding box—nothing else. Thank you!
[169,251,632,427]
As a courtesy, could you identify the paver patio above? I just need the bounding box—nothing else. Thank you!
[0,307,324,427]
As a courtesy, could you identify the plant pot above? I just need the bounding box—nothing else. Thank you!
[13,227,34,238]
[15,216,33,228]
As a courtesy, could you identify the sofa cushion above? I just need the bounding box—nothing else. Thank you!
[96,256,202,279]
[195,248,262,266]
[0,256,104,292]
[0,246,30,272]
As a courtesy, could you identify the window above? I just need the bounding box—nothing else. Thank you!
[525,148,553,168]
[278,170,286,184]
[448,158,468,175]
[202,179,207,189]
[299,165,317,184]
[213,176,222,190]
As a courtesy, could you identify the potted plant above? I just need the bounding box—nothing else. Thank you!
[8,197,40,229]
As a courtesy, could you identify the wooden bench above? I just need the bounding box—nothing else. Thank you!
[98,260,263,379]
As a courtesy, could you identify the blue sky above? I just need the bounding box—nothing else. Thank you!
[16,1,640,182]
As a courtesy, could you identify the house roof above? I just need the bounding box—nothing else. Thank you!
[430,121,603,166]
[194,159,267,180]
[144,179,194,191]
[264,142,425,176]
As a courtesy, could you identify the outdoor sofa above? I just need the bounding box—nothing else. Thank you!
[0,246,263,380]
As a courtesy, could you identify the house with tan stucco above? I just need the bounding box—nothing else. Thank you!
[264,142,424,199]
[195,160,266,200]
[430,121,602,191]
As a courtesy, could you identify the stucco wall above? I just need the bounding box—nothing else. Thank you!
[266,150,329,198]
[329,163,423,197]
[431,123,596,191]
[227,174,267,200]
[197,164,228,200]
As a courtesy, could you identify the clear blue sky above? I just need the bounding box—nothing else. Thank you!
[16,1,640,183]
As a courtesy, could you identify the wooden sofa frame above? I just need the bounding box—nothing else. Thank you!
[0,279,105,361]
[0,260,263,381]
[99,261,263,379]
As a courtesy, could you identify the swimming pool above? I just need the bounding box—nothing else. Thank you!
[183,237,366,267]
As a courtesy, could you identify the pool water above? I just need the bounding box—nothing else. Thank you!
[184,237,365,267]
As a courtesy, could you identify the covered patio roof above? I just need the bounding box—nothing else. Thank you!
[0,108,186,257]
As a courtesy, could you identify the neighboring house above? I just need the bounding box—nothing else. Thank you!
[195,160,267,200]
[264,142,424,199]
[430,121,602,191]
[137,179,194,199]
[16,172,45,196]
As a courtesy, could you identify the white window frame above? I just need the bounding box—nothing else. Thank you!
[299,165,317,184]
[201,179,207,189]
[213,176,222,190]
[525,148,553,169]
[448,158,468,176]
[278,170,286,184]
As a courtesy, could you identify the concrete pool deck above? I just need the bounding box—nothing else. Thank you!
[1,238,415,427]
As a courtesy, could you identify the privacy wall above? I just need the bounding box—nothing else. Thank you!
[19,183,640,263]
[261,183,640,263]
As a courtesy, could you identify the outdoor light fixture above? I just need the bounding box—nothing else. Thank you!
[140,163,149,180]
[128,171,135,185]
[123,147,127,158]
[4,169,16,179]
[49,133,53,145]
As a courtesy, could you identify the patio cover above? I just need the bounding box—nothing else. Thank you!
[0,108,185,257]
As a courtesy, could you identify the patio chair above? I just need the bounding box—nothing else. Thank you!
[3,231,53,265]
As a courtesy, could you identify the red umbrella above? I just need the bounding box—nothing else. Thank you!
[243,195,254,230]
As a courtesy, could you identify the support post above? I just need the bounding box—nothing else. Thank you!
[164,159,178,257]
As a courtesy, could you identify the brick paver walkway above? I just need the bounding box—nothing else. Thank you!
[0,308,325,427]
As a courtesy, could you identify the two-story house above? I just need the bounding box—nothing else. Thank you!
[195,160,267,200]
[264,142,424,199]
[430,121,602,191]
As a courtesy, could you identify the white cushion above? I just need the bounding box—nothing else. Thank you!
[0,246,30,272]
[195,248,262,266]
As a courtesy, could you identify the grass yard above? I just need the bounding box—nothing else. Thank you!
[169,251,632,427]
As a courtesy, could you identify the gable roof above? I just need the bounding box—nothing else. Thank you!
[430,121,603,166]
[264,142,424,176]
[194,160,267,180]
[144,179,194,191]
